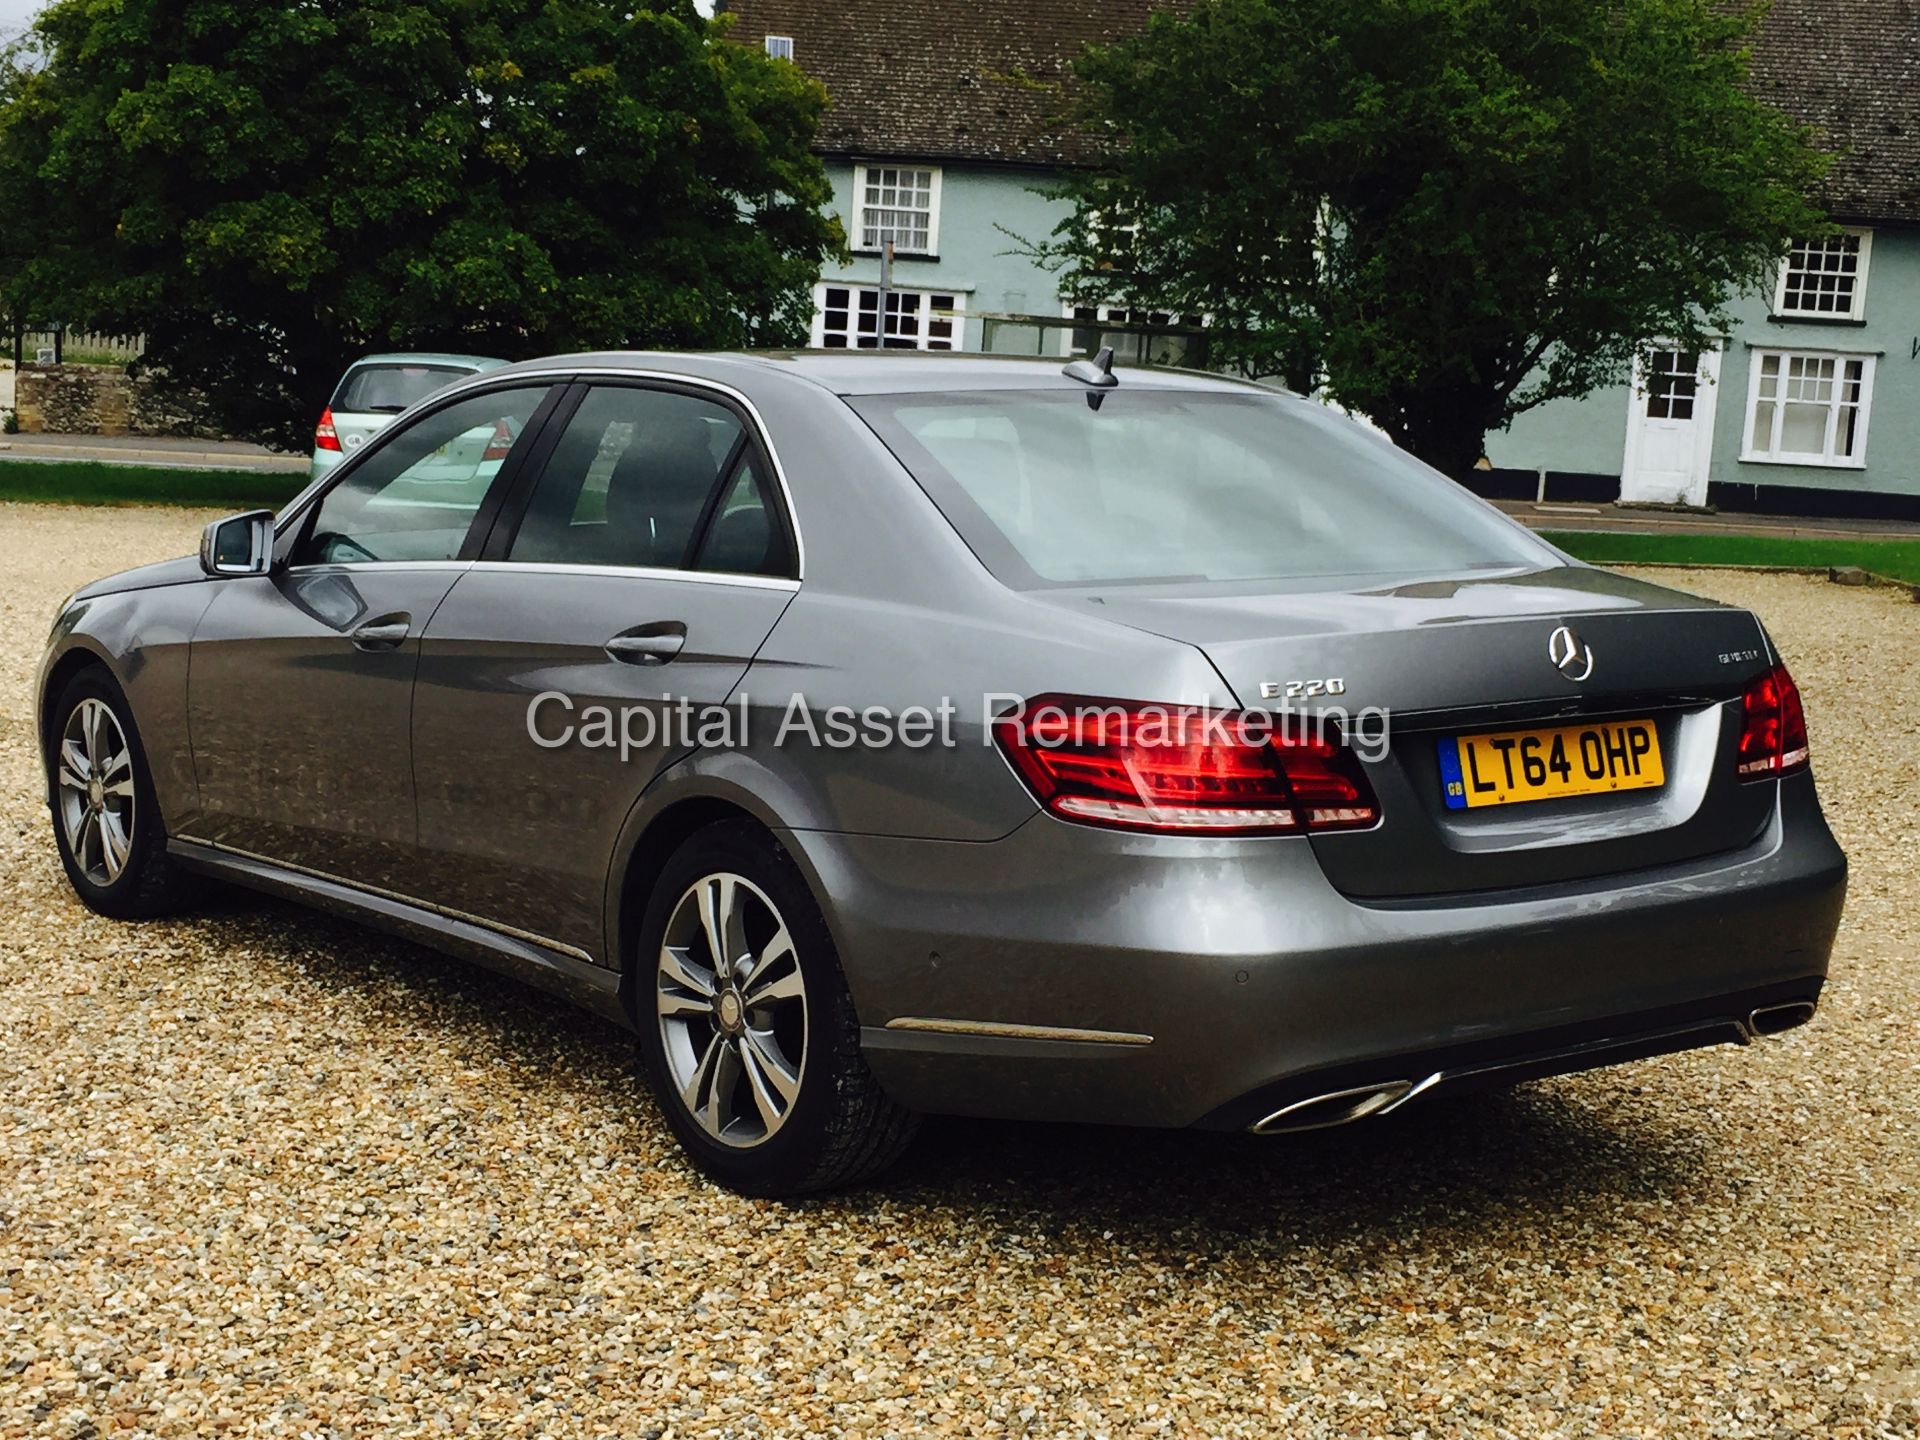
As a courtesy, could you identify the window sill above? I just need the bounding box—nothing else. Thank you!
[1737,453,1867,471]
[1766,313,1867,327]
[850,249,940,263]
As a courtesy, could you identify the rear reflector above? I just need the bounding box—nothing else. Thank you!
[482,419,515,463]
[314,408,342,452]
[1736,662,1809,779]
[992,694,1380,835]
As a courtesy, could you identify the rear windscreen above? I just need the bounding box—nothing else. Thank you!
[334,364,471,415]
[848,389,1553,587]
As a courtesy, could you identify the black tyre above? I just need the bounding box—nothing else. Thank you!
[634,820,919,1196]
[47,668,199,919]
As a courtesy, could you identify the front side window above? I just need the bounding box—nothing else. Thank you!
[856,165,939,254]
[849,390,1554,587]
[295,386,547,565]
[1743,350,1873,467]
[505,386,751,570]
[813,284,961,350]
[1775,231,1871,320]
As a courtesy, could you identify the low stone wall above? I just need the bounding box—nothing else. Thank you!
[12,363,220,439]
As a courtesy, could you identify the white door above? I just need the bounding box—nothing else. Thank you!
[1620,345,1719,505]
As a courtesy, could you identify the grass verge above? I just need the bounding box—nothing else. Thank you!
[0,460,306,510]
[1543,530,1920,587]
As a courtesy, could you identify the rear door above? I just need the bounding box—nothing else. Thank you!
[187,382,558,890]
[411,380,799,960]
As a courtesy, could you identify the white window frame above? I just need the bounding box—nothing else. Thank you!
[851,164,942,256]
[1772,228,1873,321]
[763,35,794,60]
[810,282,965,350]
[1740,347,1875,470]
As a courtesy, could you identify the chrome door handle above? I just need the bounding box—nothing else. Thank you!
[605,630,686,665]
[351,620,412,652]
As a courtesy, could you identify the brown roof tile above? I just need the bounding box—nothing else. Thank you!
[726,0,1920,221]
[721,0,1193,167]
[1751,0,1920,223]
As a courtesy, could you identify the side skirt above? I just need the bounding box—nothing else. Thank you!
[167,838,631,1030]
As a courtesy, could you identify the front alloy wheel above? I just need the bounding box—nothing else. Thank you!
[57,697,137,886]
[656,872,808,1147]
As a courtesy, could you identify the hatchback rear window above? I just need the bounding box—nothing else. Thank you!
[849,389,1552,587]
[334,364,472,415]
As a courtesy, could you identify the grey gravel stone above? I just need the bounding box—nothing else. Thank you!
[2,505,1915,1438]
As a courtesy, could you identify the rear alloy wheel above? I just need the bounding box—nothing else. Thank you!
[635,821,918,1195]
[47,669,198,919]
[656,872,809,1148]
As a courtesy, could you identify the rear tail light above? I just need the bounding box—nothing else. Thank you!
[992,694,1380,835]
[1736,662,1809,779]
[482,419,515,463]
[314,408,341,452]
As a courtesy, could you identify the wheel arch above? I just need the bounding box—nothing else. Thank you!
[37,644,120,800]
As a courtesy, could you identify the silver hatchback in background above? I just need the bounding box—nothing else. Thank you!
[310,353,506,479]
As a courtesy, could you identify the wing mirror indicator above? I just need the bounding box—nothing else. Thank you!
[199,510,277,578]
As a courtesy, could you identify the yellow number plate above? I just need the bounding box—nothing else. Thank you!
[1439,719,1664,810]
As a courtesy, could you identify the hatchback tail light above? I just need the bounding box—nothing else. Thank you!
[314,408,341,452]
[482,419,515,463]
[992,695,1380,835]
[1736,662,1809,779]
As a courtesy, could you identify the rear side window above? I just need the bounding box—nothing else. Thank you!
[506,386,749,570]
[334,364,472,415]
[849,390,1552,587]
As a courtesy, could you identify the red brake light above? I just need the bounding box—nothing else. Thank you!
[482,419,515,463]
[1736,662,1809,779]
[992,694,1380,835]
[314,408,341,452]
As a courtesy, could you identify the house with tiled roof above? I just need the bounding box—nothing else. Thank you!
[730,0,1920,514]
[721,0,1196,359]
[1487,0,1920,515]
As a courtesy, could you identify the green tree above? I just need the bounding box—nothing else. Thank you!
[1036,0,1825,477]
[0,1,841,448]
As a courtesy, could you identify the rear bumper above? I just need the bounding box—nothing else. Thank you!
[782,772,1846,1130]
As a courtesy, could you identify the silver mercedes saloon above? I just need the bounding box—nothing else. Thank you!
[37,351,1847,1194]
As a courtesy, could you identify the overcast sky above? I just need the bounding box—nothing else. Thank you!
[0,0,39,40]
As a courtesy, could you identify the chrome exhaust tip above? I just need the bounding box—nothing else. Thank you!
[1249,1079,1414,1135]
[1747,1000,1817,1037]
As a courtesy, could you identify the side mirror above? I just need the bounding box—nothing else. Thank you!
[199,510,276,578]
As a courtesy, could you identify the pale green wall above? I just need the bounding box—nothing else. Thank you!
[1488,226,1920,499]
[816,160,1074,350]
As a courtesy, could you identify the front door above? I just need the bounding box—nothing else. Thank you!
[411,381,799,960]
[1620,345,1720,506]
[186,382,554,891]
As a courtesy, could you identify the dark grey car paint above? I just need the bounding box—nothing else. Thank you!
[36,351,1846,1132]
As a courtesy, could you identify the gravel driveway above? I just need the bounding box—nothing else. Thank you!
[3,501,1915,1438]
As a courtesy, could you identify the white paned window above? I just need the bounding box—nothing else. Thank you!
[1774,231,1872,320]
[853,165,940,254]
[763,35,794,60]
[812,284,963,350]
[1742,350,1874,467]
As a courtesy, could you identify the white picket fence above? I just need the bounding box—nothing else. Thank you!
[8,330,147,364]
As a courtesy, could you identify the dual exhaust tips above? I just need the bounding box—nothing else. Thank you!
[1249,1000,1818,1135]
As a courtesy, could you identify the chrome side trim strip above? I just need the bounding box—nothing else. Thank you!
[170,838,596,964]
[461,560,800,593]
[884,1016,1153,1046]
